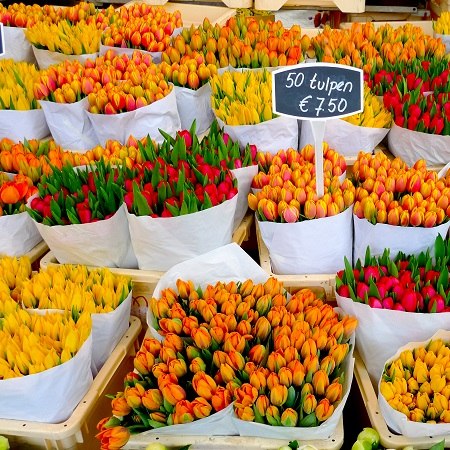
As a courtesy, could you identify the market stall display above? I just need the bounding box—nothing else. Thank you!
[1,3,450,449]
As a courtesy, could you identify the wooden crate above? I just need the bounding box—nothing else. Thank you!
[0,317,141,450]
[255,0,364,13]
[256,220,336,299]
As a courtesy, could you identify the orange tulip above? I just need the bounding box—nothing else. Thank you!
[96,426,130,449]
[192,371,217,401]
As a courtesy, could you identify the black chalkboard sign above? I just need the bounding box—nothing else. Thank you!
[0,24,4,56]
[272,63,363,120]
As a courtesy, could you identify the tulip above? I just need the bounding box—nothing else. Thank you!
[188,327,211,350]
[266,405,281,426]
[303,393,318,415]
[142,389,163,411]
[192,372,217,401]
[124,384,145,409]
[312,369,329,396]
[315,398,334,422]
[191,397,212,419]
[270,384,288,407]
[96,426,130,450]
[211,386,232,412]
[173,400,195,424]
[160,383,186,406]
[111,396,131,417]
[236,405,255,421]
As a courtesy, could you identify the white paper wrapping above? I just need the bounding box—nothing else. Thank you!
[39,97,99,151]
[0,109,49,141]
[0,334,93,422]
[231,165,258,231]
[0,212,42,256]
[434,33,450,53]
[300,119,389,156]
[91,292,132,375]
[216,116,299,154]
[32,46,97,70]
[148,242,270,331]
[258,206,353,275]
[99,44,161,64]
[137,404,238,436]
[0,27,35,62]
[388,123,450,167]
[32,203,138,268]
[86,87,180,146]
[336,293,450,387]
[378,329,450,438]
[174,83,214,135]
[233,333,355,440]
[353,215,450,263]
[128,194,238,271]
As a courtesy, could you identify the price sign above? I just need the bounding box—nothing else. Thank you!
[272,63,363,197]
[272,63,363,120]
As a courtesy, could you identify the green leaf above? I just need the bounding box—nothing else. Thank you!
[50,199,64,225]
[435,234,446,260]
[429,440,445,450]
[133,181,151,216]
[298,412,317,427]
[165,202,180,217]
[252,404,265,424]
[285,385,296,408]
[437,266,449,291]
[288,441,299,450]
[67,208,81,225]
[368,279,381,300]
[147,420,167,429]
[343,256,355,290]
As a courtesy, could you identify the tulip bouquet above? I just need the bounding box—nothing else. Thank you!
[25,20,102,62]
[99,272,357,446]
[211,69,273,126]
[249,146,350,221]
[0,303,93,422]
[168,16,312,70]
[312,22,446,80]
[21,265,132,313]
[34,50,156,150]
[0,309,91,379]
[100,4,182,56]
[87,71,172,115]
[20,264,133,372]
[125,130,238,270]
[210,69,298,153]
[0,137,94,183]
[26,160,138,268]
[378,332,450,437]
[28,161,126,226]
[352,151,450,261]
[336,236,450,313]
[248,145,353,274]
[0,3,61,28]
[0,59,49,141]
